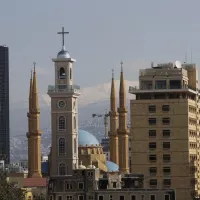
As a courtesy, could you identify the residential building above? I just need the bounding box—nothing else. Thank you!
[129,62,200,200]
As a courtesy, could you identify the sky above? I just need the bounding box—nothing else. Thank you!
[1,0,200,103]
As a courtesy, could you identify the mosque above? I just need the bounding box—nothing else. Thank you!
[25,27,175,200]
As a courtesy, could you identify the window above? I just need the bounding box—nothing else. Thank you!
[149,155,157,162]
[109,195,113,200]
[149,167,157,176]
[149,142,156,150]
[59,67,65,79]
[162,118,170,125]
[58,196,62,200]
[74,138,77,154]
[70,68,72,80]
[131,196,136,200]
[163,179,171,186]
[162,105,170,112]
[149,118,156,125]
[78,196,84,200]
[66,196,72,200]
[149,130,156,137]
[59,163,66,175]
[78,182,84,190]
[74,116,76,130]
[98,196,104,200]
[163,167,171,175]
[119,196,124,200]
[163,154,171,162]
[88,196,94,200]
[65,182,72,190]
[163,130,170,137]
[113,182,117,188]
[163,142,170,149]
[149,105,156,113]
[150,195,156,200]
[58,138,65,156]
[88,171,93,176]
[49,196,53,200]
[58,116,66,130]
[149,179,157,186]
[164,194,170,200]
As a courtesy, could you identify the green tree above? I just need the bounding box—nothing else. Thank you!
[0,169,26,200]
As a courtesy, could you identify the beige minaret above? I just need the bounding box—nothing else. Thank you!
[109,69,119,165]
[27,64,42,178]
[27,71,33,177]
[117,61,129,173]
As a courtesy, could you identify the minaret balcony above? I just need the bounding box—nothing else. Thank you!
[48,84,81,94]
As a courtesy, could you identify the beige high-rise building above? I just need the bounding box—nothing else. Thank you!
[129,62,200,200]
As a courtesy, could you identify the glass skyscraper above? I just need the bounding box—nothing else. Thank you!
[0,46,10,164]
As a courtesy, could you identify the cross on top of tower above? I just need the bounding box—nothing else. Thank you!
[57,27,69,48]
[120,60,123,72]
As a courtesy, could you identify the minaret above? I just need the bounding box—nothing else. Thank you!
[117,61,129,173]
[48,27,80,176]
[109,69,119,165]
[27,71,33,177]
[30,64,42,177]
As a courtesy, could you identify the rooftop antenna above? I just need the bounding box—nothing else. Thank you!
[191,50,193,63]
[184,52,187,64]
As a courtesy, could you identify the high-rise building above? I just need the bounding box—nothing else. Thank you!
[129,62,200,200]
[0,46,10,164]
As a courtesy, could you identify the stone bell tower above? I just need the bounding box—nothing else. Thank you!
[48,27,81,176]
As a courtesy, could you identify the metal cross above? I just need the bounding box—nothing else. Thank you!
[57,27,69,47]
[120,60,123,72]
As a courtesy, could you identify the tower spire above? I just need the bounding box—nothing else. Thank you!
[110,69,116,112]
[109,69,119,165]
[27,69,33,177]
[117,61,129,173]
[28,62,42,178]
[32,62,39,112]
[119,60,126,108]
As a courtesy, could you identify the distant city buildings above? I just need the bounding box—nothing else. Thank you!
[0,46,10,164]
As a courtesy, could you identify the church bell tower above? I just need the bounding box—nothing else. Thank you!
[48,27,80,176]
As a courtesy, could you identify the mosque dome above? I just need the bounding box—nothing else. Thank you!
[78,129,100,146]
[106,161,119,172]
[57,46,70,59]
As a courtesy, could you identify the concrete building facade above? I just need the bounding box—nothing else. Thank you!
[129,62,200,200]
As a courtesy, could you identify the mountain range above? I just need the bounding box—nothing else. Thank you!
[10,80,137,162]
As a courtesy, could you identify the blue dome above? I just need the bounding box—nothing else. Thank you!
[106,161,119,172]
[78,129,99,146]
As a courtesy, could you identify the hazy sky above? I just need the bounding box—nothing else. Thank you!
[1,0,200,103]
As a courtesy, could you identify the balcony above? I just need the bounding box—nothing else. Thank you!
[48,84,81,94]
[129,85,199,95]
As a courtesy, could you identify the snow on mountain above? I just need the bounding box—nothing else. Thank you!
[10,80,138,109]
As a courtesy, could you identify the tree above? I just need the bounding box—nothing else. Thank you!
[0,169,26,200]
